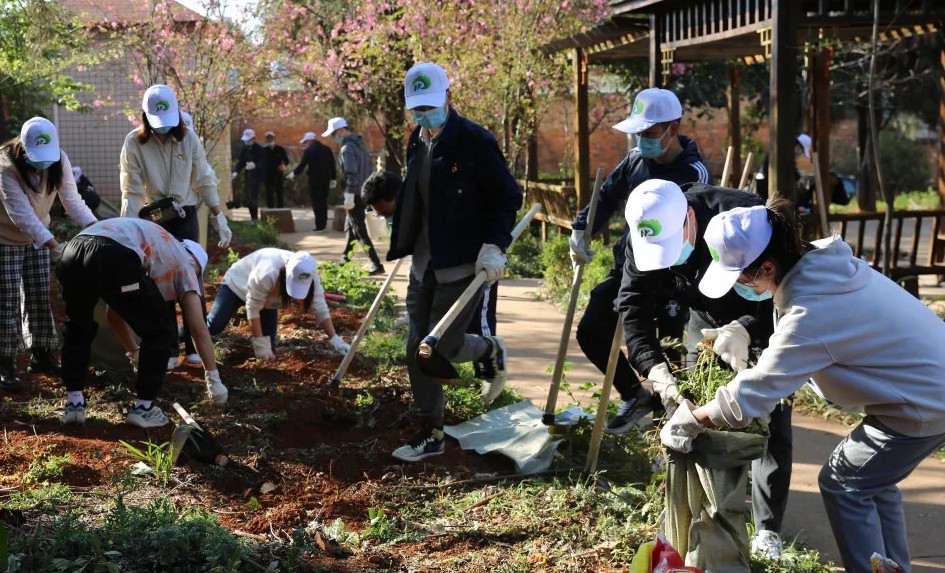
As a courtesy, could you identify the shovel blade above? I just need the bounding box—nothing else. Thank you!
[416,346,460,379]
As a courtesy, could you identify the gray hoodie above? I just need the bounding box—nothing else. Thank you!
[340,134,372,196]
[705,237,945,437]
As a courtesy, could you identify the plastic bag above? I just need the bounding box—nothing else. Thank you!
[871,553,904,573]
[629,535,704,573]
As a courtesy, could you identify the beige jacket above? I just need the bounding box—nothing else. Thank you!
[0,150,97,246]
[119,128,220,217]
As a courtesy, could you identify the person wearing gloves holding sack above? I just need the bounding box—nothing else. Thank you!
[231,128,265,223]
[57,218,227,428]
[662,202,945,573]
[617,180,791,558]
[120,84,233,368]
[386,62,522,462]
[289,131,336,232]
[569,88,711,435]
[0,117,98,390]
[323,117,385,275]
[203,248,349,359]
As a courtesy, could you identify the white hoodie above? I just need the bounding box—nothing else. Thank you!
[222,248,328,322]
[704,237,945,437]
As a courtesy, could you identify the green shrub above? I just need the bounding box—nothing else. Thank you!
[832,128,933,195]
[541,233,615,311]
[229,219,287,249]
[506,229,544,278]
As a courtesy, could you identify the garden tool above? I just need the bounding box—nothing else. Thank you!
[543,167,605,430]
[171,402,228,466]
[330,257,405,389]
[584,320,623,474]
[417,203,542,379]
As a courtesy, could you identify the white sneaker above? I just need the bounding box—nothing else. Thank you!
[751,529,783,560]
[60,401,86,425]
[206,380,228,406]
[184,353,202,366]
[167,356,182,371]
[127,404,169,428]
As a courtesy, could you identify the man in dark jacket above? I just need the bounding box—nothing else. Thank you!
[569,87,711,435]
[290,131,336,232]
[617,179,790,558]
[323,117,384,274]
[387,62,522,463]
[261,131,290,209]
[232,128,265,223]
[71,166,100,213]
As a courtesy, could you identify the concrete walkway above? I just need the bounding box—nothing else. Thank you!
[241,207,945,572]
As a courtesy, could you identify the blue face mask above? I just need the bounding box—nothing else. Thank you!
[733,282,772,301]
[413,106,448,129]
[673,240,694,266]
[153,125,173,134]
[636,127,671,159]
[26,159,55,171]
[333,135,344,144]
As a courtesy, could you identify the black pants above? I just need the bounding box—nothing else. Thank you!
[308,181,329,230]
[467,281,498,336]
[342,208,383,268]
[265,174,284,209]
[245,178,262,222]
[576,268,688,401]
[160,206,203,357]
[58,236,175,400]
[752,400,793,533]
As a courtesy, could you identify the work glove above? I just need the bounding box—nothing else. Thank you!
[231,171,238,180]
[475,243,506,285]
[246,161,256,171]
[252,336,276,361]
[330,180,337,189]
[211,212,233,249]
[701,320,751,372]
[343,192,355,210]
[659,399,704,453]
[126,348,140,373]
[328,334,350,355]
[286,171,295,180]
[568,229,595,266]
[648,363,681,414]
[204,369,228,405]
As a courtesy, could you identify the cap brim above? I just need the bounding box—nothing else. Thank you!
[405,91,446,110]
[300,137,314,143]
[321,128,336,137]
[613,116,655,134]
[628,227,685,272]
[146,111,177,129]
[286,278,312,300]
[26,146,60,163]
[698,263,742,299]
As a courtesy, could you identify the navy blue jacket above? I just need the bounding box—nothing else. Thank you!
[387,108,523,269]
[234,141,266,184]
[293,141,336,188]
[616,184,774,376]
[572,135,710,269]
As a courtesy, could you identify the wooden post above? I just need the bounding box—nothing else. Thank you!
[934,38,945,273]
[768,0,799,202]
[573,48,590,209]
[649,13,662,87]
[720,146,734,187]
[526,133,539,182]
[729,65,742,184]
[812,47,833,211]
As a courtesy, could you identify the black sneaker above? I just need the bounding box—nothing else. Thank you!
[476,336,507,405]
[28,348,61,376]
[392,427,445,462]
[368,265,385,276]
[605,388,654,435]
[0,357,21,391]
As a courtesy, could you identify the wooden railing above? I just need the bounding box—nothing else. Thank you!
[518,180,577,238]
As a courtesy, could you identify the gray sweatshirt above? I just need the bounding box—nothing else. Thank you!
[704,237,945,437]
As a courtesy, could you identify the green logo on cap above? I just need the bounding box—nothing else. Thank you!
[633,99,644,115]
[637,219,662,237]
[297,272,311,280]
[155,99,171,112]
[411,74,432,92]
[709,246,720,262]
[34,133,51,146]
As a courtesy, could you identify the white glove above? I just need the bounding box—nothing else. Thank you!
[252,336,275,360]
[328,334,350,355]
[126,348,139,373]
[568,229,595,266]
[701,321,751,372]
[205,369,228,405]
[231,171,238,180]
[246,161,256,171]
[659,399,704,453]
[648,363,680,413]
[211,212,232,248]
[475,244,506,285]
[343,192,355,210]
[286,171,295,180]
[330,180,338,189]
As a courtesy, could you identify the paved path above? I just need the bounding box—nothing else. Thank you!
[240,207,945,572]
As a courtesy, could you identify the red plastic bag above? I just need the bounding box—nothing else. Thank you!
[651,534,705,573]
[871,553,904,573]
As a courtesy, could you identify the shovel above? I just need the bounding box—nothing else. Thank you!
[330,257,405,389]
[543,167,605,430]
[171,402,228,467]
[417,203,542,379]
[584,320,624,474]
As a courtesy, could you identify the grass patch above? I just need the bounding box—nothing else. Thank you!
[829,189,941,214]
[229,218,288,249]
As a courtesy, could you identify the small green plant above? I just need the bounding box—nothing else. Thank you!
[360,330,407,372]
[24,452,71,484]
[226,247,240,265]
[6,483,72,509]
[322,518,360,547]
[245,496,263,512]
[361,507,402,542]
[119,440,174,487]
[354,391,374,409]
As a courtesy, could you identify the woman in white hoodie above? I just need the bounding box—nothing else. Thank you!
[660,201,945,573]
[205,248,349,360]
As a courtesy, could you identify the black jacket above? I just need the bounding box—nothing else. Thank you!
[261,144,289,178]
[234,141,265,183]
[293,141,336,187]
[572,135,710,269]
[616,184,774,376]
[387,108,523,269]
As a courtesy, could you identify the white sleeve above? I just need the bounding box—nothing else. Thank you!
[189,135,220,209]
[0,171,54,247]
[120,139,146,217]
[245,266,278,320]
[57,153,97,228]
[310,272,330,322]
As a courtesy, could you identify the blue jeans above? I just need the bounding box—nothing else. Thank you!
[205,284,278,348]
[818,416,945,573]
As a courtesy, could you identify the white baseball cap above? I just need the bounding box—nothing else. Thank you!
[625,179,689,272]
[72,166,82,179]
[322,117,348,138]
[181,111,193,130]
[613,88,683,134]
[796,134,812,159]
[20,117,60,163]
[300,131,317,144]
[264,130,275,138]
[286,251,317,299]
[181,239,208,279]
[142,84,180,129]
[699,206,773,299]
[241,128,256,142]
[404,62,449,110]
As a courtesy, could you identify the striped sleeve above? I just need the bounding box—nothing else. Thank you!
[690,160,711,184]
